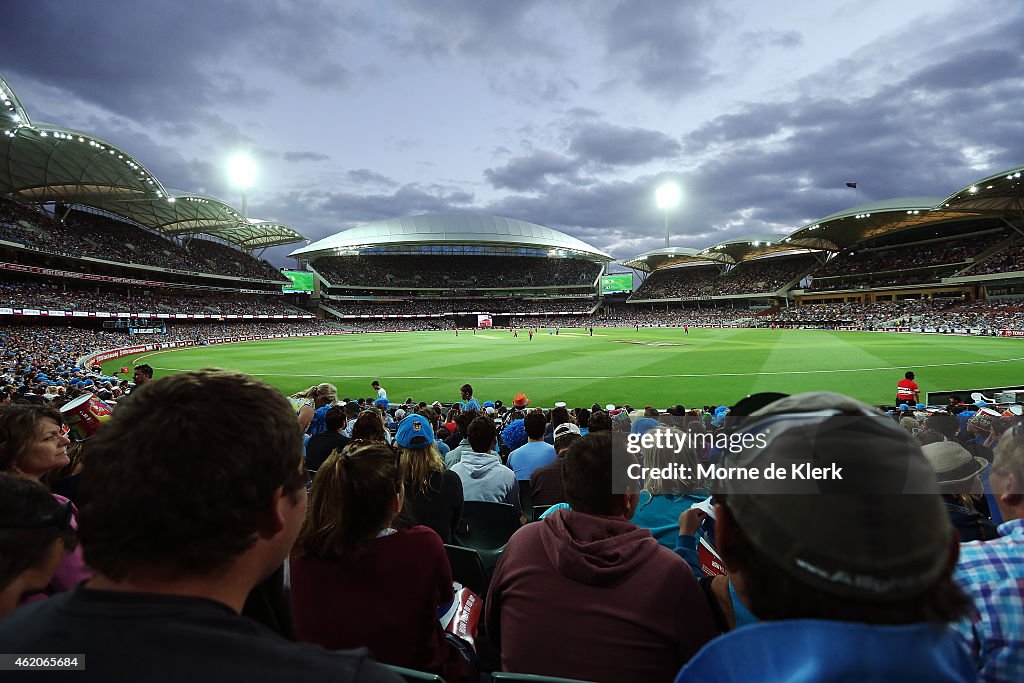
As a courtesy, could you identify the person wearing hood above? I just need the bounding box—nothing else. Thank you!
[486,432,715,682]
[450,416,521,513]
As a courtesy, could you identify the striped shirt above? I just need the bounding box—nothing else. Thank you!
[954,518,1024,683]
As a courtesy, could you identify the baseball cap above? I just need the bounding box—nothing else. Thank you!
[395,414,435,449]
[374,397,389,409]
[717,391,949,602]
[553,422,581,440]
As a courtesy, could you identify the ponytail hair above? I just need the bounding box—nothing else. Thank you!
[294,441,402,560]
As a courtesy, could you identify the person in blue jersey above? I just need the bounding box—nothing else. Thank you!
[676,392,976,683]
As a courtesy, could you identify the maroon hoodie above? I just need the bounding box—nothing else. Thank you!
[486,509,717,682]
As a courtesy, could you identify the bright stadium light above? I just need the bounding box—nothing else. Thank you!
[656,182,682,247]
[227,153,257,218]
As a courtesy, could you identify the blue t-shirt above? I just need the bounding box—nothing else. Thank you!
[507,440,557,480]
[631,491,707,548]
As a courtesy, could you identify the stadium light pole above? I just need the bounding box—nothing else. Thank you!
[228,153,257,220]
[656,182,681,248]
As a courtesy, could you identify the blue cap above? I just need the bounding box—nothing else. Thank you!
[631,417,660,435]
[916,403,925,410]
[374,397,389,409]
[899,404,910,411]
[483,401,495,408]
[395,414,434,449]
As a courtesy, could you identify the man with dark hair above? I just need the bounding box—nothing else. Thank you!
[444,409,482,467]
[341,401,361,438]
[132,364,153,388]
[487,432,714,681]
[450,416,520,512]
[676,392,974,682]
[587,410,612,433]
[0,369,398,683]
[459,383,480,412]
[304,406,348,471]
[508,411,556,480]
[543,405,572,445]
[897,370,920,406]
[371,380,386,400]
[529,423,580,508]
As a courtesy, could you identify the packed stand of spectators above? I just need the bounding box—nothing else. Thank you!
[599,308,752,327]
[813,231,1008,279]
[322,298,597,317]
[0,200,284,281]
[966,241,1024,276]
[4,364,1021,681]
[763,298,1024,332]
[629,265,720,300]
[0,280,310,316]
[313,255,602,289]
[715,255,816,295]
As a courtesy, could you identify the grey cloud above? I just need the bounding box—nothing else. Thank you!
[599,0,720,98]
[4,0,357,125]
[283,151,331,163]
[346,169,398,186]
[484,151,581,191]
[739,29,803,52]
[569,123,681,167]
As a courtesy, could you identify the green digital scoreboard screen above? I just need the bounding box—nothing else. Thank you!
[601,273,634,294]
[282,269,314,293]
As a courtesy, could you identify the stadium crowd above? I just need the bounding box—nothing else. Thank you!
[0,281,310,316]
[0,200,282,281]
[813,231,1008,279]
[314,255,602,289]
[764,298,1024,332]
[323,298,597,317]
[2,360,1022,681]
[967,241,1024,276]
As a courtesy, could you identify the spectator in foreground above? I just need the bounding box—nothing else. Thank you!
[529,423,580,508]
[508,411,556,480]
[676,392,974,682]
[954,423,1024,683]
[451,416,521,512]
[632,426,709,548]
[0,369,399,682]
[0,404,89,604]
[290,441,472,682]
[0,474,77,618]
[304,407,348,472]
[487,432,715,681]
[396,414,464,544]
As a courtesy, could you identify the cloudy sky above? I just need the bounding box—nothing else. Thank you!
[5,0,1024,267]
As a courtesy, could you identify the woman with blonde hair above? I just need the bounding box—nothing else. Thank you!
[290,383,338,436]
[393,414,463,544]
[290,440,473,682]
[631,425,710,548]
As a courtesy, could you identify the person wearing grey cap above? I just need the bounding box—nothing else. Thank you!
[954,423,1024,683]
[676,392,975,683]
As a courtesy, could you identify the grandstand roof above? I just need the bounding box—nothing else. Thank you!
[0,74,304,250]
[940,163,1024,214]
[618,247,723,272]
[289,213,614,261]
[781,196,977,251]
[696,234,807,264]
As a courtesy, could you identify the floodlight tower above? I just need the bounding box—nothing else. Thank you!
[227,153,257,219]
[656,182,681,248]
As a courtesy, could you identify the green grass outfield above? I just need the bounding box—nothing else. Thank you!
[101,327,1024,407]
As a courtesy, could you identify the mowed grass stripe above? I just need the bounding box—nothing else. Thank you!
[108,328,1024,407]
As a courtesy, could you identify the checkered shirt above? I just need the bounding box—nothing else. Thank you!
[954,518,1024,683]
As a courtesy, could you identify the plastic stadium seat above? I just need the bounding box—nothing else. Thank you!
[455,501,521,550]
[444,544,489,596]
[517,480,534,520]
[492,672,596,683]
[383,663,446,682]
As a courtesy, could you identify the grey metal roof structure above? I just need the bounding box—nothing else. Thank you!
[0,74,303,250]
[939,164,1024,215]
[696,234,812,265]
[781,197,976,252]
[290,213,614,261]
[618,247,723,272]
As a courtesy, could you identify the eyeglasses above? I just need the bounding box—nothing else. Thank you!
[3,501,72,531]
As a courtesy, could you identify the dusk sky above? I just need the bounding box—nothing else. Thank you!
[5,0,1024,267]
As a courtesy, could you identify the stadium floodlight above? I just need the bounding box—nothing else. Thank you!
[655,182,682,248]
[227,153,257,219]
